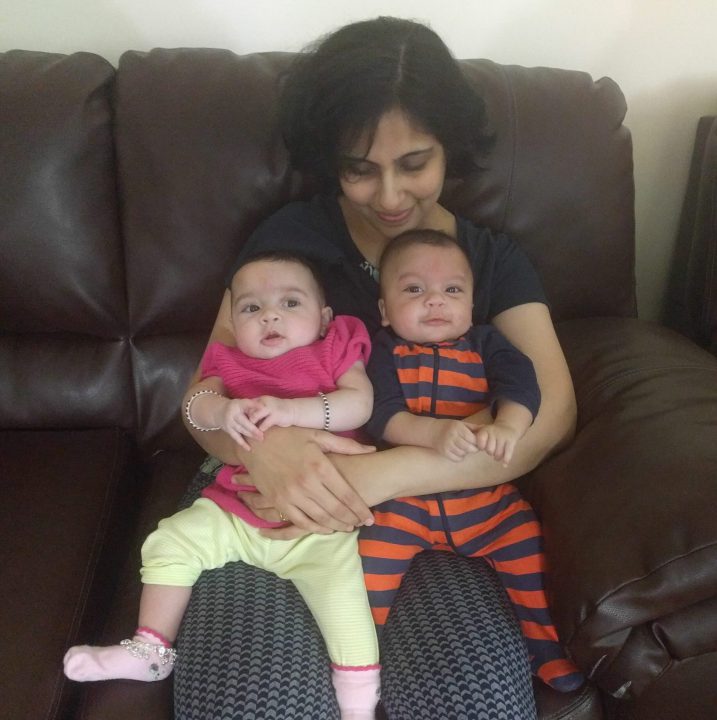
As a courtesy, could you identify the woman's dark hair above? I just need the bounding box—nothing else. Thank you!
[279,16,492,188]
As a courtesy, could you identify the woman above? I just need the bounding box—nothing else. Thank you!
[176,16,576,719]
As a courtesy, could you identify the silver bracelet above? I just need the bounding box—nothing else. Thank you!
[185,389,223,431]
[318,391,330,431]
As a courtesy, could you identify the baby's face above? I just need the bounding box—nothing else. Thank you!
[230,259,331,359]
[379,243,473,344]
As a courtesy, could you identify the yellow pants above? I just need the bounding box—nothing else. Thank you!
[141,498,378,667]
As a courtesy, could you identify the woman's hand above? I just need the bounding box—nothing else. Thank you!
[233,489,313,540]
[238,426,376,535]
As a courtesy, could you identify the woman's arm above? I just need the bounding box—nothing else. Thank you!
[328,303,576,504]
[256,302,575,537]
[183,290,245,465]
[186,375,265,450]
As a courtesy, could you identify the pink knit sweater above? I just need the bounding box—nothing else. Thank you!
[199,316,370,527]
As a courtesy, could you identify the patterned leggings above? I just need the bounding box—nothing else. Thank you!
[173,467,537,720]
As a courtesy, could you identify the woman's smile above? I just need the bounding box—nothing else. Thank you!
[339,108,449,246]
[374,207,413,226]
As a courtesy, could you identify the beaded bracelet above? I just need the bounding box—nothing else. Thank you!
[318,391,330,431]
[185,389,223,431]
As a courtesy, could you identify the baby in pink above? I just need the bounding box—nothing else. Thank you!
[64,251,380,720]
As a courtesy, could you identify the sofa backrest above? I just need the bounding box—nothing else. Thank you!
[0,48,636,454]
[0,51,134,433]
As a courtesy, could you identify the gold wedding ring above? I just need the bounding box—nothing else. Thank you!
[278,511,288,523]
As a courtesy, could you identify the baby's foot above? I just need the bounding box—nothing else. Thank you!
[332,666,380,720]
[536,658,585,693]
[63,635,176,682]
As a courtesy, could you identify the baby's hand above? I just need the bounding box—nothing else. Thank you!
[219,398,266,450]
[247,396,297,432]
[474,422,522,466]
[433,419,480,462]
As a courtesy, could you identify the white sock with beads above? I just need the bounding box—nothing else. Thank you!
[63,627,176,682]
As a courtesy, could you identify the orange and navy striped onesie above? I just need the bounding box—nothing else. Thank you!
[362,325,584,692]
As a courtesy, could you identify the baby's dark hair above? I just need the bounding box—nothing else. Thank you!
[231,250,326,303]
[378,229,472,290]
[279,16,493,189]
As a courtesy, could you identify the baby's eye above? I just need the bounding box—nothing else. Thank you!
[242,303,260,313]
[285,298,300,308]
[405,285,423,294]
[446,286,463,294]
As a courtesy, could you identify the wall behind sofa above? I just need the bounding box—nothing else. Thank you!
[2,0,717,323]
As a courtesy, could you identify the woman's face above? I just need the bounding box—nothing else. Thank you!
[338,108,447,242]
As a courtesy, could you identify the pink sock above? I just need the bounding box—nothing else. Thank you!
[331,666,381,720]
[63,629,176,682]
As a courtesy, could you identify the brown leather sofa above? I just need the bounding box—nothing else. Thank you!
[1,48,716,720]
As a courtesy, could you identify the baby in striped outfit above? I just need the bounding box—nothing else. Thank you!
[361,228,584,692]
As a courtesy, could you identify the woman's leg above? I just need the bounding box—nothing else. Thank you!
[175,561,340,719]
[173,464,340,720]
[380,551,538,720]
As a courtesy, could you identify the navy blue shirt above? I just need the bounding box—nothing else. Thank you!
[231,195,547,338]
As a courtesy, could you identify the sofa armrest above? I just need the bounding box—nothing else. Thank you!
[527,318,717,701]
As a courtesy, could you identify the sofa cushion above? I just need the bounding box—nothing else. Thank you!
[446,60,636,322]
[0,429,138,720]
[530,318,717,698]
[0,51,133,432]
[610,652,717,720]
[114,48,309,453]
[76,445,204,720]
